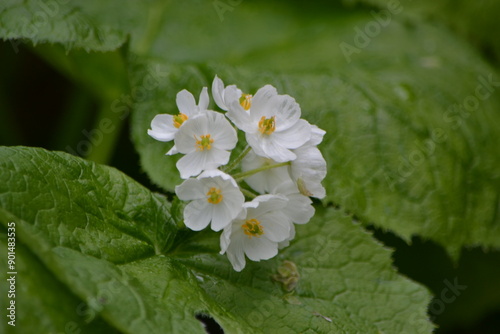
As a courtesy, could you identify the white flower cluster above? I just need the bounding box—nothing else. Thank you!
[148,76,327,271]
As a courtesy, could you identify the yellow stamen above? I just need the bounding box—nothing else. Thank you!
[239,94,253,110]
[206,187,223,204]
[195,134,214,151]
[258,116,276,135]
[297,178,313,197]
[173,113,188,128]
[242,218,264,238]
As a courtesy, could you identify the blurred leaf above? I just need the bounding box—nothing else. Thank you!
[355,0,500,64]
[0,146,433,333]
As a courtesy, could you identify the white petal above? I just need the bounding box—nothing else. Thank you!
[257,134,297,162]
[247,194,288,218]
[273,94,301,131]
[226,96,252,132]
[148,114,177,142]
[212,75,228,111]
[244,237,278,262]
[219,223,233,254]
[273,119,311,150]
[291,146,327,198]
[260,211,291,242]
[211,113,238,150]
[184,200,211,231]
[211,204,235,231]
[242,151,292,194]
[292,146,327,182]
[279,224,296,249]
[272,180,314,222]
[204,148,231,169]
[176,89,197,116]
[198,87,209,111]
[284,193,314,224]
[224,228,248,271]
[250,85,279,119]
[308,125,326,146]
[166,145,179,155]
[175,178,206,201]
[174,123,198,154]
[176,152,207,179]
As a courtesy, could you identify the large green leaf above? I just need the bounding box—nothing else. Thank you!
[130,2,500,258]
[0,0,143,51]
[0,146,433,333]
[0,225,117,334]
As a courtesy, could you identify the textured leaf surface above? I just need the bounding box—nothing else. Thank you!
[0,146,433,333]
[130,2,500,258]
[0,224,117,334]
[0,0,142,51]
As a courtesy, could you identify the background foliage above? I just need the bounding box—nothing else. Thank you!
[0,0,499,333]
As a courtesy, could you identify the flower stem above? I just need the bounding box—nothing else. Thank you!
[233,161,291,181]
[222,145,251,173]
[240,187,257,199]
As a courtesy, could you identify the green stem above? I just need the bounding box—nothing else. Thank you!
[233,161,291,181]
[240,187,257,199]
[222,145,251,173]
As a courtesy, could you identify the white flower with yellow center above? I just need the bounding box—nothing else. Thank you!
[148,87,209,143]
[176,170,244,231]
[212,75,246,113]
[227,84,311,163]
[290,125,327,199]
[173,110,237,179]
[241,125,327,199]
[220,195,292,272]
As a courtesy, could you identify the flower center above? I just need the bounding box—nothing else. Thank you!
[206,187,223,204]
[195,134,214,151]
[258,116,276,135]
[239,94,252,110]
[173,113,188,128]
[242,218,264,238]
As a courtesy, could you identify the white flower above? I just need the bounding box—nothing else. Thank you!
[273,181,315,249]
[176,170,245,231]
[241,149,292,194]
[220,195,292,272]
[212,75,245,112]
[291,142,327,199]
[214,77,312,162]
[241,138,327,199]
[148,87,209,142]
[173,110,237,179]
[273,181,315,225]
